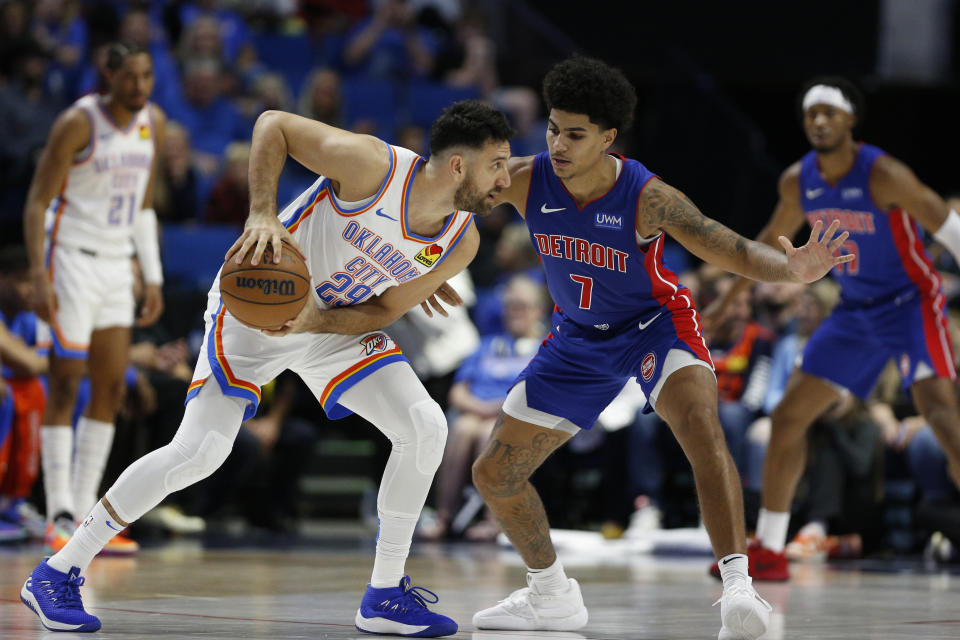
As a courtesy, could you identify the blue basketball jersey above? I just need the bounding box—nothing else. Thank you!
[799,143,940,304]
[524,152,691,329]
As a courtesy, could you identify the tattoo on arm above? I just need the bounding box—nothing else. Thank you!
[642,181,787,281]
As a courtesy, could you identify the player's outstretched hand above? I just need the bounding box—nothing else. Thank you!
[136,284,164,327]
[225,213,302,267]
[261,300,321,337]
[420,281,464,318]
[779,219,854,283]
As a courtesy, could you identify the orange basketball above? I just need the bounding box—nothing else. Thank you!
[220,240,311,329]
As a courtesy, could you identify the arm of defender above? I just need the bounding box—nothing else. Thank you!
[638,177,851,284]
[226,110,390,267]
[22,108,92,322]
[492,155,535,219]
[265,225,480,336]
[870,155,960,264]
[701,167,808,327]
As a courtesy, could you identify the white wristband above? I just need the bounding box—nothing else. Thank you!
[934,209,960,266]
[133,208,164,285]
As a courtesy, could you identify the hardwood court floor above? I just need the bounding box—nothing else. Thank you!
[2,533,959,639]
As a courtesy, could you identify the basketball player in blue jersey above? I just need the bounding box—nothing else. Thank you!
[705,77,960,582]
[469,57,852,640]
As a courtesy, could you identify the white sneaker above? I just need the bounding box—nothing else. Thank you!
[472,575,588,631]
[716,577,772,640]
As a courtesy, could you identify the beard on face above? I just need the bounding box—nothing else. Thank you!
[454,173,497,215]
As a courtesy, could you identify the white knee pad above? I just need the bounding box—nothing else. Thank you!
[163,431,233,493]
[408,399,447,475]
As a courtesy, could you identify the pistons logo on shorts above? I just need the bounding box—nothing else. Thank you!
[641,352,657,382]
[899,353,911,379]
[360,333,389,356]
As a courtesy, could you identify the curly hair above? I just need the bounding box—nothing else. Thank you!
[542,56,637,133]
[429,100,516,155]
[796,75,866,126]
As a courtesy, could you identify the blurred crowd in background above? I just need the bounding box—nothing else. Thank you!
[2,0,960,570]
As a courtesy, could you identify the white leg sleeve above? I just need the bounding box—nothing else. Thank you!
[103,381,247,524]
[336,362,448,586]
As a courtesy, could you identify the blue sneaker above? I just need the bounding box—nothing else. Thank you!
[20,560,101,632]
[355,576,457,637]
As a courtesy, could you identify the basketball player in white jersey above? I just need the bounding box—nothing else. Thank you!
[21,42,164,556]
[22,100,514,636]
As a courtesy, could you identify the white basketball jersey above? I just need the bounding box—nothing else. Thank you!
[46,94,155,257]
[279,144,475,308]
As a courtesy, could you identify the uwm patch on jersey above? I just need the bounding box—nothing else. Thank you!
[415,243,443,267]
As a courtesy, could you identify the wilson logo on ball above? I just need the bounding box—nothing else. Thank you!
[234,277,297,297]
[414,243,443,267]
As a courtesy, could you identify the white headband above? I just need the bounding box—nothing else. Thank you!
[802,84,854,114]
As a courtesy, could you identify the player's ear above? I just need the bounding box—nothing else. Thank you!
[602,128,617,150]
[448,152,466,184]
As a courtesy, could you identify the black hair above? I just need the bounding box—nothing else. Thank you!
[542,56,636,133]
[105,40,150,71]
[796,75,865,126]
[0,244,29,275]
[428,100,515,156]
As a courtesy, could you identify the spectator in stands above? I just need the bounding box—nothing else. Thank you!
[298,67,344,126]
[113,4,183,111]
[179,0,254,65]
[154,121,202,223]
[0,246,49,542]
[239,71,292,131]
[165,57,249,175]
[342,0,437,82]
[30,0,87,99]
[420,274,549,541]
[396,123,427,155]
[205,142,250,226]
[0,38,61,222]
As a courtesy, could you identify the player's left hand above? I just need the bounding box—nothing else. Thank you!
[136,284,164,327]
[261,301,322,337]
[779,219,854,283]
[420,281,463,318]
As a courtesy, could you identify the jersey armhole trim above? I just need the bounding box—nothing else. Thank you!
[73,108,96,165]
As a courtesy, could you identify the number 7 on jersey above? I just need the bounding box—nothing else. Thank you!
[570,274,593,309]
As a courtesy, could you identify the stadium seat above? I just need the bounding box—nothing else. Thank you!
[406,82,481,128]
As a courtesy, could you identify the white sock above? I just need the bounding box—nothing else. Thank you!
[72,418,115,518]
[756,508,790,553]
[47,501,120,574]
[41,426,74,520]
[800,520,827,539]
[718,553,748,588]
[370,512,417,588]
[528,558,570,596]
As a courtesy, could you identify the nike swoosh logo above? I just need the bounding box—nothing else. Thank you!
[637,312,662,330]
[105,520,122,531]
[375,208,398,221]
[805,188,824,199]
[541,204,566,214]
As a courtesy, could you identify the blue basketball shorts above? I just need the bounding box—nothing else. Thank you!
[801,289,956,399]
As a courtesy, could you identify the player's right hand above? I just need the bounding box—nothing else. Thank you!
[30,270,57,323]
[225,213,302,267]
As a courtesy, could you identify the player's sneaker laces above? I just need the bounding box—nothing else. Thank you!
[20,559,101,632]
[472,574,588,631]
[714,577,771,640]
[355,575,457,637]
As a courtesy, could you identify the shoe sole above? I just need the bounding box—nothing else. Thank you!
[355,609,457,637]
[473,607,588,631]
[20,581,100,632]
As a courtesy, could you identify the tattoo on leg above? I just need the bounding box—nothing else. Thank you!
[489,482,557,568]
[481,431,565,498]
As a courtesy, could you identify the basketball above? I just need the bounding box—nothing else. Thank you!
[220,240,311,329]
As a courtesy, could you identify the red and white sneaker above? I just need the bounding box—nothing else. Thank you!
[709,540,790,582]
